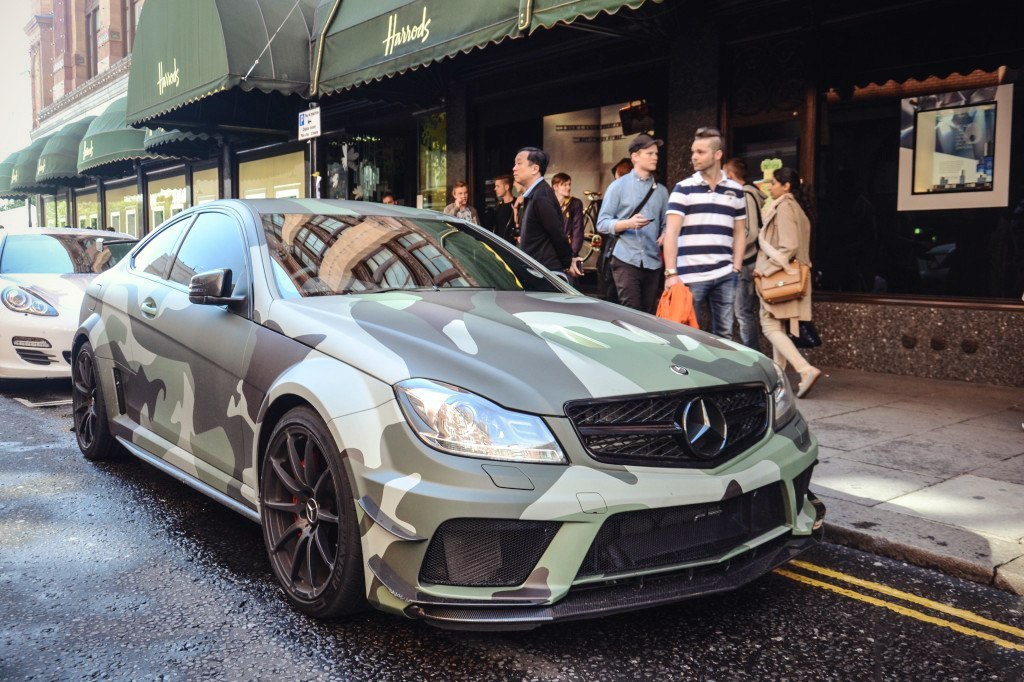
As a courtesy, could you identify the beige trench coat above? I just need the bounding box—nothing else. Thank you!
[755,193,813,330]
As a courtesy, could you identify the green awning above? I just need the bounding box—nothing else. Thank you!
[126,0,317,129]
[8,134,55,194]
[0,153,26,199]
[312,0,658,95]
[144,127,217,160]
[79,97,161,177]
[35,117,96,187]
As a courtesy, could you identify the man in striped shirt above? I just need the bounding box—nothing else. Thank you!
[662,127,747,339]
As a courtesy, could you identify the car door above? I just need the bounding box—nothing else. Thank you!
[125,208,255,480]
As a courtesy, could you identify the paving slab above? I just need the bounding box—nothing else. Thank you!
[875,475,1024,542]
[822,496,1024,590]
[995,555,1024,594]
[959,407,1024,433]
[880,396,1007,421]
[809,419,920,452]
[811,457,943,506]
[968,453,1024,487]
[836,435,1009,479]
[917,422,1024,458]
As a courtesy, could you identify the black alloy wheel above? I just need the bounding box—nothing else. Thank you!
[261,406,363,618]
[72,342,117,460]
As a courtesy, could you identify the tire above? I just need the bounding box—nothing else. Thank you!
[72,342,119,461]
[260,406,365,618]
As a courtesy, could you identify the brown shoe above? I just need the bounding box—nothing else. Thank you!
[797,366,822,398]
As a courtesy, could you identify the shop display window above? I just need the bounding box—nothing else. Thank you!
[75,191,99,229]
[239,152,305,200]
[105,182,142,237]
[148,173,188,229]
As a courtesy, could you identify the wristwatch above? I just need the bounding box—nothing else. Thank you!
[664,268,678,277]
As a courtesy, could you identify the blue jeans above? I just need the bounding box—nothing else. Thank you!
[733,264,761,351]
[687,271,737,339]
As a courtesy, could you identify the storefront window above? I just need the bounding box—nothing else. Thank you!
[418,113,446,211]
[148,173,188,229]
[75,190,99,229]
[105,182,142,237]
[238,151,305,199]
[817,86,1024,300]
[193,167,219,204]
[41,194,68,227]
[325,135,407,203]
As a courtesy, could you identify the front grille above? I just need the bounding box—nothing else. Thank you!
[15,349,56,365]
[565,385,769,468]
[420,518,560,587]
[577,482,787,578]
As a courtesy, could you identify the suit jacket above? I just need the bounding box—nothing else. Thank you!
[561,196,585,257]
[520,180,573,271]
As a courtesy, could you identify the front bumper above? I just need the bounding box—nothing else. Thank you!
[337,402,823,629]
[0,312,75,379]
[408,504,824,631]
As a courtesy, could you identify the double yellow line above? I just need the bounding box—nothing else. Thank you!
[774,560,1024,652]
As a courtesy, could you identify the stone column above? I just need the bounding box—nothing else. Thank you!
[665,24,720,185]
[445,81,468,196]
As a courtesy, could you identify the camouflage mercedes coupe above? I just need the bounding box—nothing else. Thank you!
[72,199,824,629]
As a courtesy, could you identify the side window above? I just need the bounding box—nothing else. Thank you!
[132,218,189,278]
[168,212,249,295]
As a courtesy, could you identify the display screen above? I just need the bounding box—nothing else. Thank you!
[912,102,996,195]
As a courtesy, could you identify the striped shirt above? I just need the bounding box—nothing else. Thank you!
[665,171,745,284]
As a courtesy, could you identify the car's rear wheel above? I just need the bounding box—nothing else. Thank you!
[72,342,118,461]
[260,406,364,618]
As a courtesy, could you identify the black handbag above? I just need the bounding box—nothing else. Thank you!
[789,321,822,348]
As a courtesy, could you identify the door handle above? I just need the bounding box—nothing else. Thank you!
[140,298,158,318]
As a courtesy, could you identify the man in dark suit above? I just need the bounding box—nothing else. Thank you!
[512,147,581,277]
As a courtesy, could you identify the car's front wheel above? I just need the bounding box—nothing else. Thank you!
[72,342,118,461]
[260,406,364,618]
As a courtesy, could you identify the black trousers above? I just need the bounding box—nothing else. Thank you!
[610,257,662,315]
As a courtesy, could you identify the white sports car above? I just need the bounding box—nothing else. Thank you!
[0,227,136,379]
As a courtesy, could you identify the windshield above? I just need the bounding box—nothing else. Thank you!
[0,234,135,275]
[261,213,566,297]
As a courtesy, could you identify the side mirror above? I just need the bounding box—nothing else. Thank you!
[189,269,245,306]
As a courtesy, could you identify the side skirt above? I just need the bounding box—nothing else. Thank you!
[116,436,261,524]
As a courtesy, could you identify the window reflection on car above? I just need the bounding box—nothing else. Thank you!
[261,214,564,297]
[0,235,134,275]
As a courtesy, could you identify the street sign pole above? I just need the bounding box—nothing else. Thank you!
[300,103,322,198]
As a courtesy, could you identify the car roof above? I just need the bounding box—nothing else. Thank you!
[0,226,137,240]
[198,198,446,220]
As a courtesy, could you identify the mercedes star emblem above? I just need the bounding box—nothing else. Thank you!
[681,397,728,458]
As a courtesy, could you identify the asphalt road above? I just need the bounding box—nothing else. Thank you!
[2,379,1023,681]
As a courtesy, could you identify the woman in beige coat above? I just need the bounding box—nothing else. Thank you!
[754,167,822,398]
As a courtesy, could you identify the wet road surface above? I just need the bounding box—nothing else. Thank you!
[2,379,1023,681]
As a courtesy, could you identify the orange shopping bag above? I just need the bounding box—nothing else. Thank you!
[656,282,699,328]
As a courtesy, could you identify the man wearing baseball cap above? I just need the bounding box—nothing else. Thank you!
[595,134,668,314]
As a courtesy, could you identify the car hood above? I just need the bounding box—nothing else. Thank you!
[264,290,777,415]
[0,274,92,315]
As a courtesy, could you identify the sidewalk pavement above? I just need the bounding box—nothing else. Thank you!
[799,367,1024,595]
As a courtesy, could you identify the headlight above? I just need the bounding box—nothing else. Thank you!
[1,286,58,316]
[395,379,567,464]
[772,362,798,430]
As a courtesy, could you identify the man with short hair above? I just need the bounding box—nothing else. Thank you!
[596,134,668,314]
[512,147,581,277]
[724,157,765,351]
[488,175,516,242]
[381,192,397,205]
[663,127,746,339]
[443,180,479,224]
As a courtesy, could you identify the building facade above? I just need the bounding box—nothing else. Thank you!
[2,0,1021,386]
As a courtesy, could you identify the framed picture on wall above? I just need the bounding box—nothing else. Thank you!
[898,84,1012,211]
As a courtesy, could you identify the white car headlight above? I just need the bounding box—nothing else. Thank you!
[2,286,58,317]
[772,362,798,430]
[395,379,567,464]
